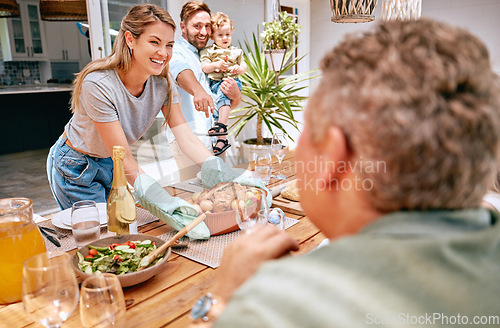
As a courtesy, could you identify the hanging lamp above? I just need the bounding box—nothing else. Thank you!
[0,0,20,18]
[381,0,422,21]
[330,0,378,23]
[39,0,87,21]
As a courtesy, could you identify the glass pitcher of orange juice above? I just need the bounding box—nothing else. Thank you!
[0,198,46,304]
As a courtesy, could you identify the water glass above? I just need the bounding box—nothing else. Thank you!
[271,133,290,180]
[235,188,269,233]
[258,208,285,230]
[80,274,126,328]
[254,153,273,185]
[71,200,100,248]
[22,252,79,328]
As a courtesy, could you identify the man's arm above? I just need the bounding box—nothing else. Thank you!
[164,102,213,165]
[176,69,214,118]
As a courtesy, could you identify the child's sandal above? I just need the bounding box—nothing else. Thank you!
[212,139,231,156]
[207,122,228,136]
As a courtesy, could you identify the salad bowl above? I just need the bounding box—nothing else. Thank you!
[72,234,171,287]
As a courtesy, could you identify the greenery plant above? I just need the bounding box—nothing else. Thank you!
[261,11,301,50]
[230,33,317,145]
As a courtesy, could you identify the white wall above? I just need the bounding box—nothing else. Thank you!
[310,0,500,75]
[168,0,266,46]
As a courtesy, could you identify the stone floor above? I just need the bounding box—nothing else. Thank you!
[0,148,58,215]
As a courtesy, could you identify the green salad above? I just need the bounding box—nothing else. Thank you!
[77,240,165,275]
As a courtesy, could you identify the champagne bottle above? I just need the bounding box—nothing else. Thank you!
[107,146,137,235]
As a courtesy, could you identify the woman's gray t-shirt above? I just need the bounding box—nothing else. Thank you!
[65,69,180,158]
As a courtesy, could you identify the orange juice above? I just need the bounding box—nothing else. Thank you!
[0,219,46,304]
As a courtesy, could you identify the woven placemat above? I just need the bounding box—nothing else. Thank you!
[39,207,160,252]
[158,217,299,268]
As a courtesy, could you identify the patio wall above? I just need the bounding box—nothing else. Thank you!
[309,0,500,80]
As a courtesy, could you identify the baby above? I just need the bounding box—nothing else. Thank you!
[200,12,247,156]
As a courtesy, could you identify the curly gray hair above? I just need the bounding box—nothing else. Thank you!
[308,18,500,211]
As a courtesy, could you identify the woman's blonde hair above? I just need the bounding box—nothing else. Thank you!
[71,4,176,119]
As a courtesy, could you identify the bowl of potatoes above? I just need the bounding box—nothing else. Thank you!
[189,182,265,235]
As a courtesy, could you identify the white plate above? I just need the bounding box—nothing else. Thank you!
[196,168,253,180]
[51,202,107,230]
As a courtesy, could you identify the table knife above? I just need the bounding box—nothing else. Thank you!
[39,227,61,247]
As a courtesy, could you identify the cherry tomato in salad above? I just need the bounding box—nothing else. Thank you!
[88,249,98,256]
[85,254,94,259]
[109,243,120,250]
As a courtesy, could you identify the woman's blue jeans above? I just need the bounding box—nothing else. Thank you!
[46,135,113,210]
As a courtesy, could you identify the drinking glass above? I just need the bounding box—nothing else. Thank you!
[271,133,289,180]
[258,208,285,230]
[71,200,100,248]
[80,274,126,328]
[254,153,273,185]
[235,188,269,233]
[22,252,79,328]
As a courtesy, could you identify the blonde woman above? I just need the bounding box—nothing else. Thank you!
[46,4,213,211]
[46,4,267,239]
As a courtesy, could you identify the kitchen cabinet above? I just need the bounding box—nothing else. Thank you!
[0,0,48,61]
[45,22,81,62]
[0,89,72,154]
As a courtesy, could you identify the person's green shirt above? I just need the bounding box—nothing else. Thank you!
[215,209,500,327]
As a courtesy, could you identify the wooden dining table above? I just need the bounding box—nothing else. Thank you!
[0,150,325,327]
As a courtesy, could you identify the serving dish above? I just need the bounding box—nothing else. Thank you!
[195,184,269,236]
[72,234,171,287]
[204,211,239,235]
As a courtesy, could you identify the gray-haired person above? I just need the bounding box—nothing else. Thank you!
[190,18,500,327]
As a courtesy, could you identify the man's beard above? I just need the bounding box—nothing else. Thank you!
[186,31,208,50]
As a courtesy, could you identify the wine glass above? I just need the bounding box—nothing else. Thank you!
[80,273,126,328]
[258,208,285,230]
[22,252,79,328]
[271,133,289,180]
[254,152,273,185]
[235,188,269,233]
[71,200,101,248]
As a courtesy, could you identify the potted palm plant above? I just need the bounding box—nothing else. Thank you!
[261,11,301,73]
[230,33,316,161]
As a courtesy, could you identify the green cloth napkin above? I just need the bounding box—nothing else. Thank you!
[134,174,209,240]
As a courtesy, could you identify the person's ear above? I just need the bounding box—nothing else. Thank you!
[124,31,134,50]
[316,126,349,184]
[180,21,186,35]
